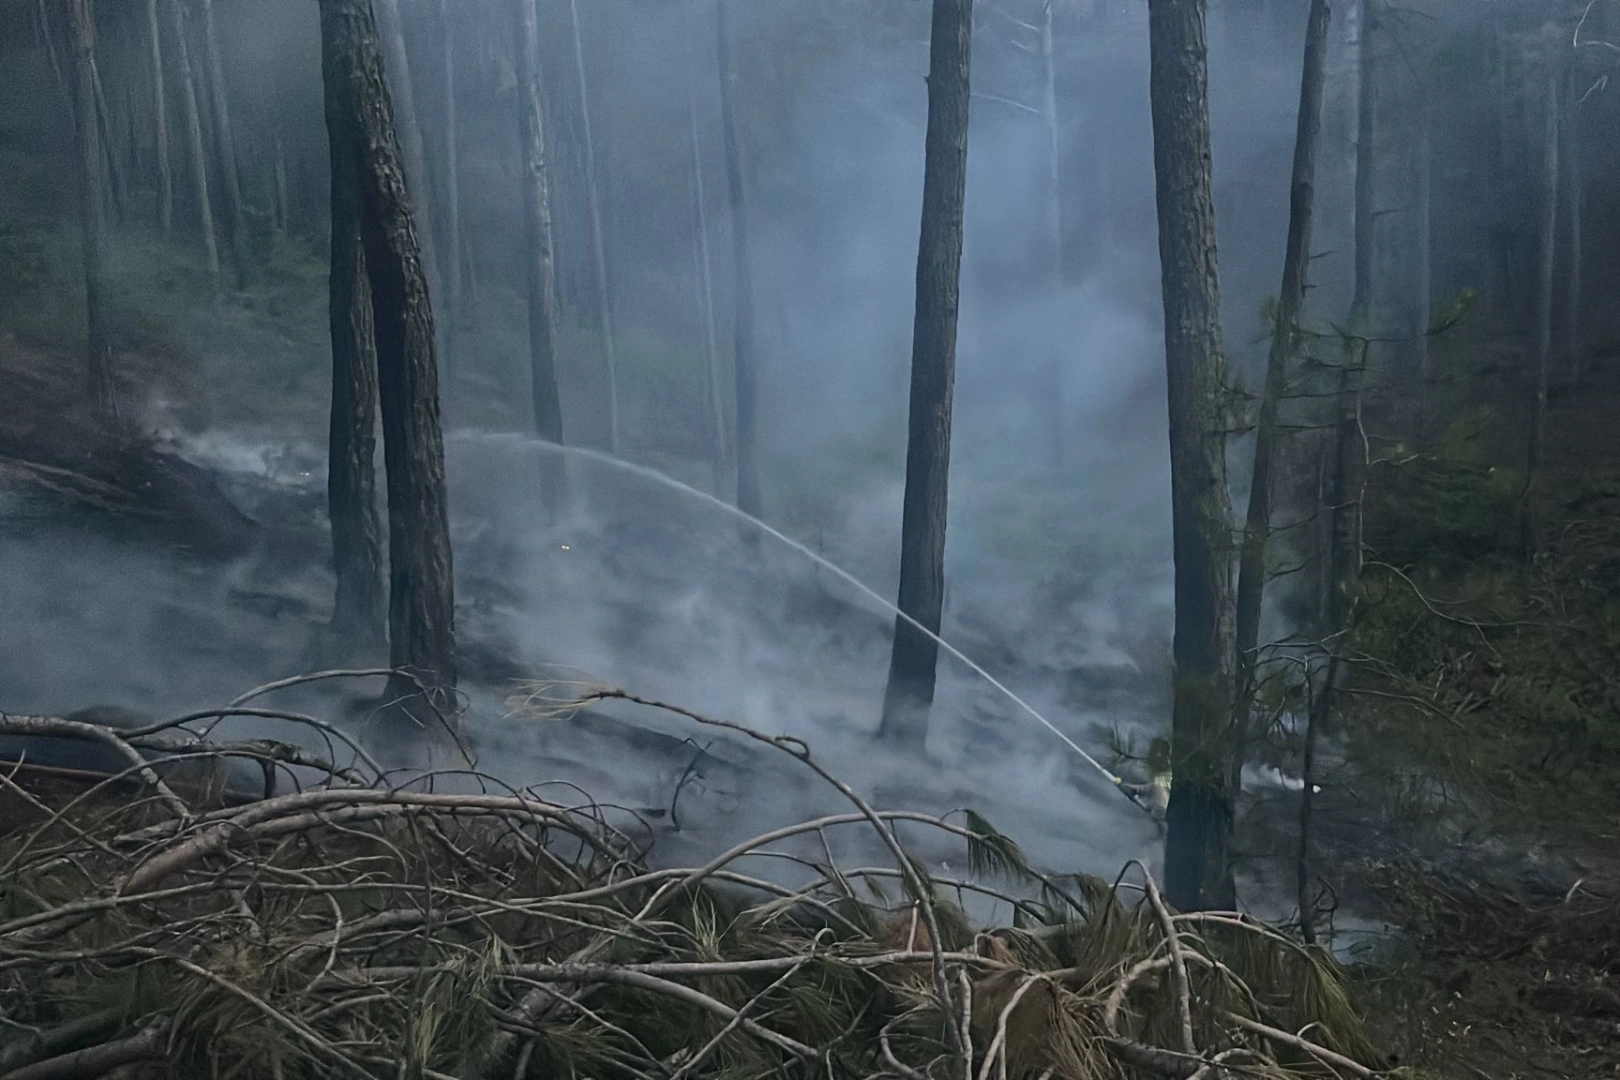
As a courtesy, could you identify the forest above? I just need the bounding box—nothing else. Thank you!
[0,0,1617,1077]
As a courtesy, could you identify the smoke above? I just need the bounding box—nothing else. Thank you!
[0,0,1379,890]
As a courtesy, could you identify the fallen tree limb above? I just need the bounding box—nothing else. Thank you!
[0,677,1383,1080]
[0,1020,166,1080]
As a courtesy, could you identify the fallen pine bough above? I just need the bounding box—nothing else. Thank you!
[0,676,1384,1080]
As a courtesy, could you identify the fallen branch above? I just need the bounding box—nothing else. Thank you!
[0,677,1382,1080]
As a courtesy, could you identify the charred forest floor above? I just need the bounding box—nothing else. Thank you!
[6,279,1620,1079]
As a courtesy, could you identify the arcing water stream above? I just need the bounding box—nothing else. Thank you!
[450,432,1143,811]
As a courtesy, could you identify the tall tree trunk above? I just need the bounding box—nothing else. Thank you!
[1350,0,1373,330]
[1233,0,1330,721]
[1301,353,1365,942]
[1041,0,1063,284]
[273,122,290,235]
[36,0,64,91]
[716,0,759,514]
[688,12,726,490]
[1521,72,1560,557]
[436,0,464,338]
[323,46,386,655]
[878,0,973,749]
[319,0,457,709]
[567,0,620,452]
[515,0,564,447]
[1040,0,1065,469]
[373,0,444,361]
[144,0,173,234]
[169,0,219,283]
[1413,98,1432,433]
[198,0,249,286]
[123,83,141,198]
[67,0,117,420]
[1303,0,1374,834]
[1564,79,1583,386]
[89,56,127,226]
[1148,0,1238,913]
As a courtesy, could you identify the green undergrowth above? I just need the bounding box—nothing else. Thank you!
[1343,402,1620,854]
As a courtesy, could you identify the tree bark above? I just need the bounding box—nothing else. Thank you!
[1563,74,1583,386]
[716,0,760,515]
[688,9,726,490]
[145,0,173,233]
[273,122,290,235]
[436,0,464,337]
[1040,0,1065,469]
[197,0,249,286]
[0,1022,166,1080]
[1521,72,1560,557]
[373,0,444,361]
[169,0,219,284]
[35,0,64,93]
[879,0,973,749]
[66,0,117,420]
[1349,0,1373,330]
[1233,0,1330,722]
[1147,0,1238,912]
[568,0,620,452]
[1041,1,1063,284]
[322,6,386,655]
[89,46,127,226]
[319,0,457,708]
[1301,355,1364,943]
[515,0,564,447]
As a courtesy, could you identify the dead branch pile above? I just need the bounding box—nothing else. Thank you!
[0,678,1384,1080]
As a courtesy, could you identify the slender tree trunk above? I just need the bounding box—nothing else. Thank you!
[1414,98,1433,433]
[169,0,218,283]
[90,57,127,226]
[878,0,973,749]
[1564,80,1583,386]
[373,0,444,359]
[1233,0,1330,718]
[688,13,726,490]
[1300,354,1364,942]
[319,0,457,708]
[1350,0,1373,330]
[145,0,173,234]
[1094,146,1114,256]
[322,37,386,654]
[36,0,64,91]
[567,0,620,452]
[1297,639,1325,941]
[1041,1,1063,284]
[273,122,290,235]
[1040,0,1065,469]
[1489,2,1516,318]
[1521,73,1560,557]
[197,0,249,286]
[1297,490,1329,945]
[123,83,141,196]
[515,0,564,447]
[1148,0,1238,913]
[67,0,117,420]
[436,0,464,336]
[716,0,759,514]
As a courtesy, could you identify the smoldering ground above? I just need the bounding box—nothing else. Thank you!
[0,0,1364,898]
